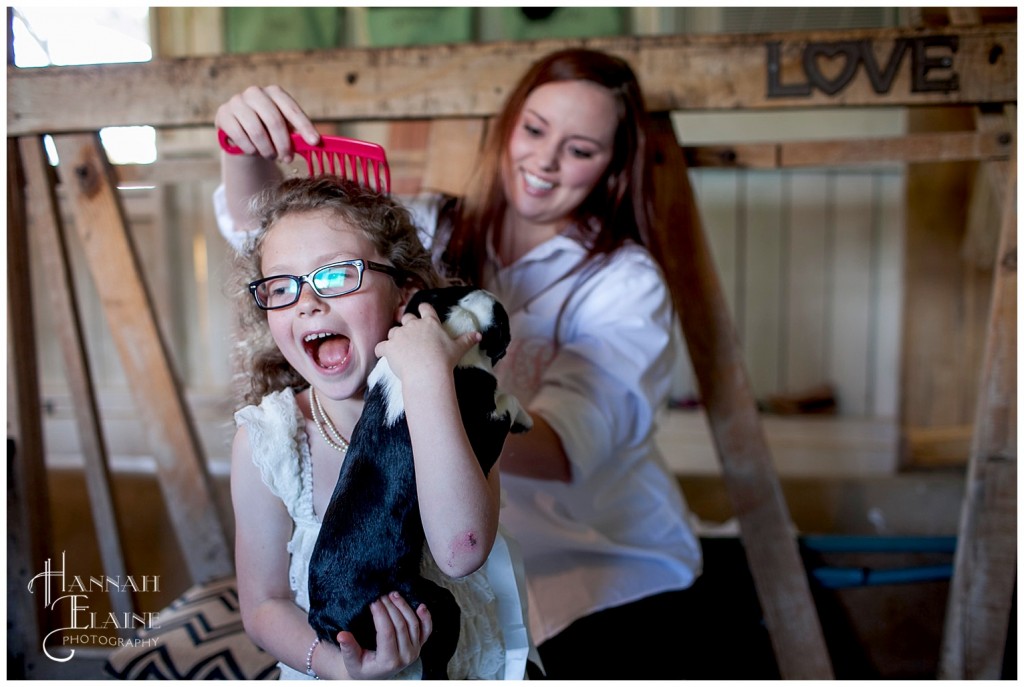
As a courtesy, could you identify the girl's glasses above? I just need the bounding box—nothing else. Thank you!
[249,259,402,310]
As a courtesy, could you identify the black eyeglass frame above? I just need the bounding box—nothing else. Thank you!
[248,259,403,310]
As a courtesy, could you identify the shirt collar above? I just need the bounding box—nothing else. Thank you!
[494,229,587,273]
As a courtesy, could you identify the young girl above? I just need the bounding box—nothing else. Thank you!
[229,176,534,680]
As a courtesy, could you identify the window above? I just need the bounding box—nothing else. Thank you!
[11,6,156,164]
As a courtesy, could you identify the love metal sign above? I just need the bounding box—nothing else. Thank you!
[767,36,960,98]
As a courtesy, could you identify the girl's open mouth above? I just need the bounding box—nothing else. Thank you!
[303,331,351,370]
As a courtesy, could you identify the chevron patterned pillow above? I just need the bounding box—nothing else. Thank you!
[105,577,279,680]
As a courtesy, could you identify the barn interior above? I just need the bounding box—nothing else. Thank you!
[6,5,1016,681]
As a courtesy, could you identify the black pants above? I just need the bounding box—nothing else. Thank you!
[528,589,703,680]
[527,543,780,680]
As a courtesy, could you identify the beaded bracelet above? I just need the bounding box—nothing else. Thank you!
[305,637,321,679]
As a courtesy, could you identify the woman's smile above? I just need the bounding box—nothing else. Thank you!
[521,169,555,194]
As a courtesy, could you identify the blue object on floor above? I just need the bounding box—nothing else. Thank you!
[800,535,956,589]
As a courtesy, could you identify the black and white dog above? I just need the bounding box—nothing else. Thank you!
[307,286,532,679]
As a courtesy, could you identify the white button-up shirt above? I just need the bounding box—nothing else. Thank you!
[407,194,702,644]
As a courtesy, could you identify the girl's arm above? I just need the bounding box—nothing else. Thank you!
[375,305,501,579]
[214,85,321,233]
[230,426,432,679]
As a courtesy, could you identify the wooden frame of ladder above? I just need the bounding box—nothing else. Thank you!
[7,24,1015,679]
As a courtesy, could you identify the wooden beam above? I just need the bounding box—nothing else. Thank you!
[6,137,53,678]
[899,106,992,464]
[19,135,137,634]
[108,127,1013,189]
[684,130,1013,169]
[7,25,1015,136]
[49,132,233,585]
[114,156,221,185]
[647,114,834,679]
[939,111,1017,680]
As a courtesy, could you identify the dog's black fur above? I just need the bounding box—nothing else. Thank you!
[307,286,532,679]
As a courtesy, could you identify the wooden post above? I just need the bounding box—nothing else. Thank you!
[939,114,1017,680]
[937,8,1017,676]
[647,114,834,679]
[19,135,138,633]
[50,132,233,584]
[6,137,54,678]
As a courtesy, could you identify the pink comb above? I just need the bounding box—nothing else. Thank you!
[218,129,391,194]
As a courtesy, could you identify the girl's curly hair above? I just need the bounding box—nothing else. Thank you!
[230,176,445,409]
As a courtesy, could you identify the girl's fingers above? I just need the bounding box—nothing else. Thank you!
[215,100,265,157]
[336,630,361,660]
[376,595,414,658]
[386,592,422,645]
[215,115,249,156]
[226,88,281,158]
[265,85,320,146]
[455,330,483,355]
[416,302,440,321]
[369,598,398,648]
[216,85,320,162]
[416,602,433,641]
[241,87,296,160]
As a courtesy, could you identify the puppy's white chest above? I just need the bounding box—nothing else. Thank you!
[367,357,405,427]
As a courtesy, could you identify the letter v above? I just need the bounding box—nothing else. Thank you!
[861,38,908,94]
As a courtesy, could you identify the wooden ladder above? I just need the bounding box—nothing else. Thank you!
[7,134,234,676]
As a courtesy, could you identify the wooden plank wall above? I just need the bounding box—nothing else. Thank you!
[901,107,995,466]
[686,167,904,416]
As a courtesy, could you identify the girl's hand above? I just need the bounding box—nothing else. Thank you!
[375,303,482,386]
[214,85,320,163]
[333,593,433,679]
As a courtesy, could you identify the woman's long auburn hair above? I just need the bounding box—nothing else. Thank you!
[442,48,654,286]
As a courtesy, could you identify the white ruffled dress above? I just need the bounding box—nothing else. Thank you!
[235,387,536,680]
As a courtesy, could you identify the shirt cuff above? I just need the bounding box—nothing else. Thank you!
[212,183,259,253]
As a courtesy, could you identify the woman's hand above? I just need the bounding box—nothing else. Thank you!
[323,593,433,679]
[214,85,320,163]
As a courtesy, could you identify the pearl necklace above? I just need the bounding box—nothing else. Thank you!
[310,388,349,454]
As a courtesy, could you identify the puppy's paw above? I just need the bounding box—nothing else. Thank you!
[496,392,532,433]
[511,406,533,433]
